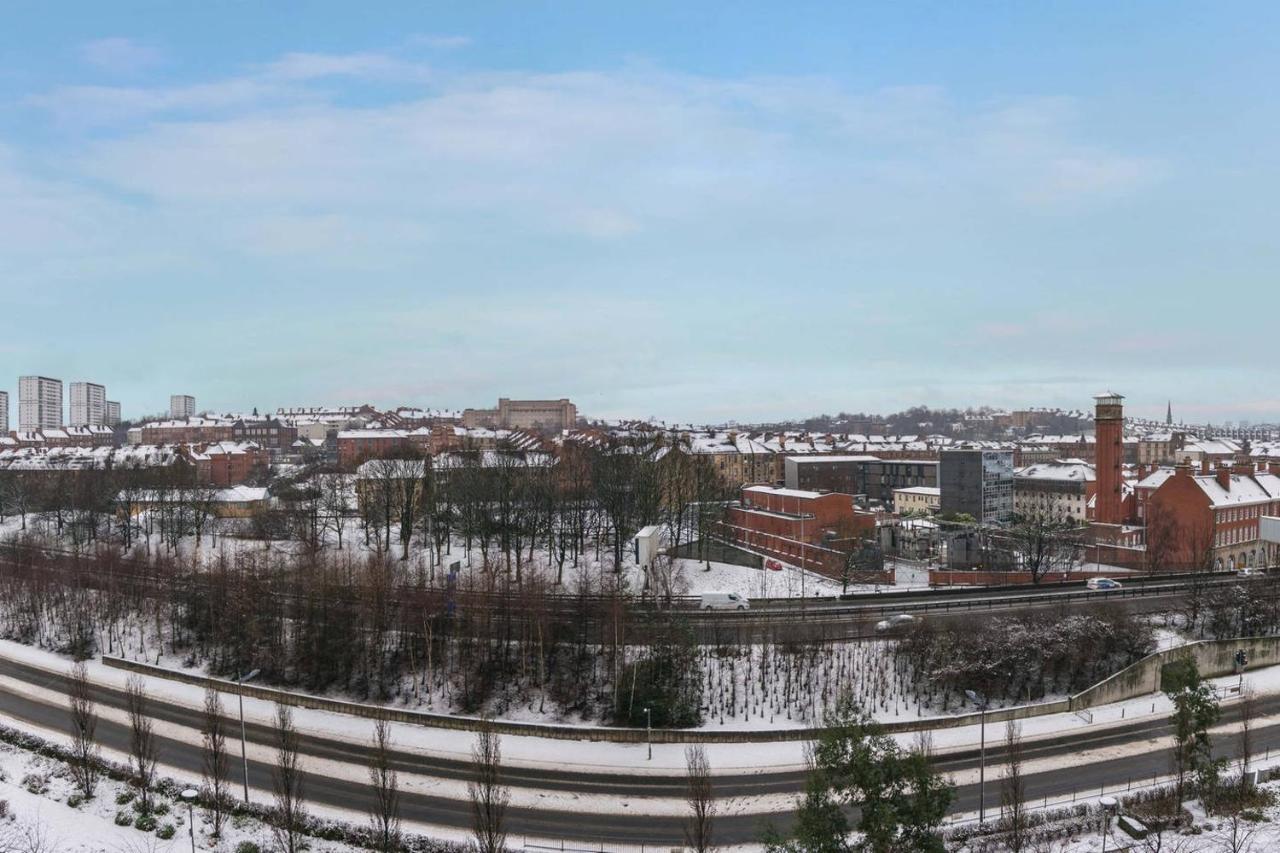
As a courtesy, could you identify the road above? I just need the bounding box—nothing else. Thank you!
[2,654,1277,845]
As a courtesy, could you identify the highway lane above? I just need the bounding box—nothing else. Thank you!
[4,655,1280,844]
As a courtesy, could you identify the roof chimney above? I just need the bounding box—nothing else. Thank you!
[1200,457,1211,475]
[1216,464,1231,490]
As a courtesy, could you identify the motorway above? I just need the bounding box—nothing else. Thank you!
[2,654,1278,845]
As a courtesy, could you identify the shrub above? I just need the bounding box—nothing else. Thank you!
[134,814,158,832]
[66,793,84,808]
[21,774,48,795]
[153,801,170,816]
[114,811,133,827]
[156,824,176,840]
[235,842,262,853]
[116,790,136,805]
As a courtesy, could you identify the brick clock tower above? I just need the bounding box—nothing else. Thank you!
[1094,391,1124,525]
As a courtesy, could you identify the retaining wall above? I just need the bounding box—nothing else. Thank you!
[102,635,1279,744]
[1069,636,1280,711]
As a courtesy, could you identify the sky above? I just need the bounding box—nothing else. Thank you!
[2,1,1278,425]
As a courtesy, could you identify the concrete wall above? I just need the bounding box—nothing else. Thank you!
[104,635,1280,744]
[1070,636,1280,711]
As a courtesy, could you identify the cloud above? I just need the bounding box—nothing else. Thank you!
[262,51,433,82]
[79,37,164,74]
[409,34,472,50]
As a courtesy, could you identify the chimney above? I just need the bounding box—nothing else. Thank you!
[1216,464,1231,490]
[1271,460,1280,477]
[1201,458,1211,475]
[1175,461,1192,478]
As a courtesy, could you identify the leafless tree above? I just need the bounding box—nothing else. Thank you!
[1000,720,1028,852]
[201,688,231,838]
[1238,683,1257,787]
[271,703,307,853]
[67,662,100,799]
[125,676,158,813]
[1005,509,1079,584]
[683,744,716,853]
[1218,811,1259,853]
[368,718,402,852]
[468,720,509,853]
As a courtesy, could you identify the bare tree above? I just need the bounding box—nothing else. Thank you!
[67,662,100,799]
[125,675,158,814]
[1000,720,1028,852]
[1238,683,1257,787]
[684,744,716,853]
[201,688,231,838]
[271,703,307,853]
[368,718,402,853]
[1218,811,1259,853]
[468,720,509,853]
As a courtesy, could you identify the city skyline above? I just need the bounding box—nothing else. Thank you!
[4,2,1279,422]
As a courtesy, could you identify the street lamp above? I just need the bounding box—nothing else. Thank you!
[644,706,652,760]
[1099,795,1118,852]
[964,689,990,826]
[180,788,198,852]
[235,668,261,803]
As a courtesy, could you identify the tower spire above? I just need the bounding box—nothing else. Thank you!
[1166,400,1172,426]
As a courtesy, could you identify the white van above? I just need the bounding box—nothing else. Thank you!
[699,592,750,611]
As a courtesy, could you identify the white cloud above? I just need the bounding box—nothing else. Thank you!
[409,34,472,50]
[79,37,164,74]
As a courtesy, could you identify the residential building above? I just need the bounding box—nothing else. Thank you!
[104,401,122,427]
[18,376,62,431]
[140,417,235,445]
[893,486,941,515]
[462,398,577,432]
[0,390,7,434]
[1143,460,1280,570]
[69,381,107,427]
[337,429,413,468]
[939,448,1014,524]
[170,395,197,419]
[1014,459,1095,523]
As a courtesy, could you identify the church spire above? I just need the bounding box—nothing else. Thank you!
[1166,400,1172,425]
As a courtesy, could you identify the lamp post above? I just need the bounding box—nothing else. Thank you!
[235,668,261,803]
[1100,795,1118,852]
[180,788,198,852]
[965,689,989,826]
[644,706,652,760]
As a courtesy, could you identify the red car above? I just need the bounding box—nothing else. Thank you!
[765,559,783,572]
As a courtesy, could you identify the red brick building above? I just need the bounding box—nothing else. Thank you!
[721,485,877,578]
[1141,460,1280,571]
[336,429,413,468]
[194,441,268,486]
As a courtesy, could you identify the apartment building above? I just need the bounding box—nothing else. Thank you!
[105,401,122,427]
[18,376,63,431]
[0,390,7,434]
[1013,459,1095,523]
[69,381,107,427]
[170,395,197,419]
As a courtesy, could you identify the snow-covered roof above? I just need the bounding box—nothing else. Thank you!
[1016,460,1096,482]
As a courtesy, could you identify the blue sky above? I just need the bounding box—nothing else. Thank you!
[2,2,1278,425]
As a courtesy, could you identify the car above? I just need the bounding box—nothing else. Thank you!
[874,613,918,633]
[765,559,783,572]
[699,592,750,611]
[1086,577,1122,591]
[1237,567,1262,578]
